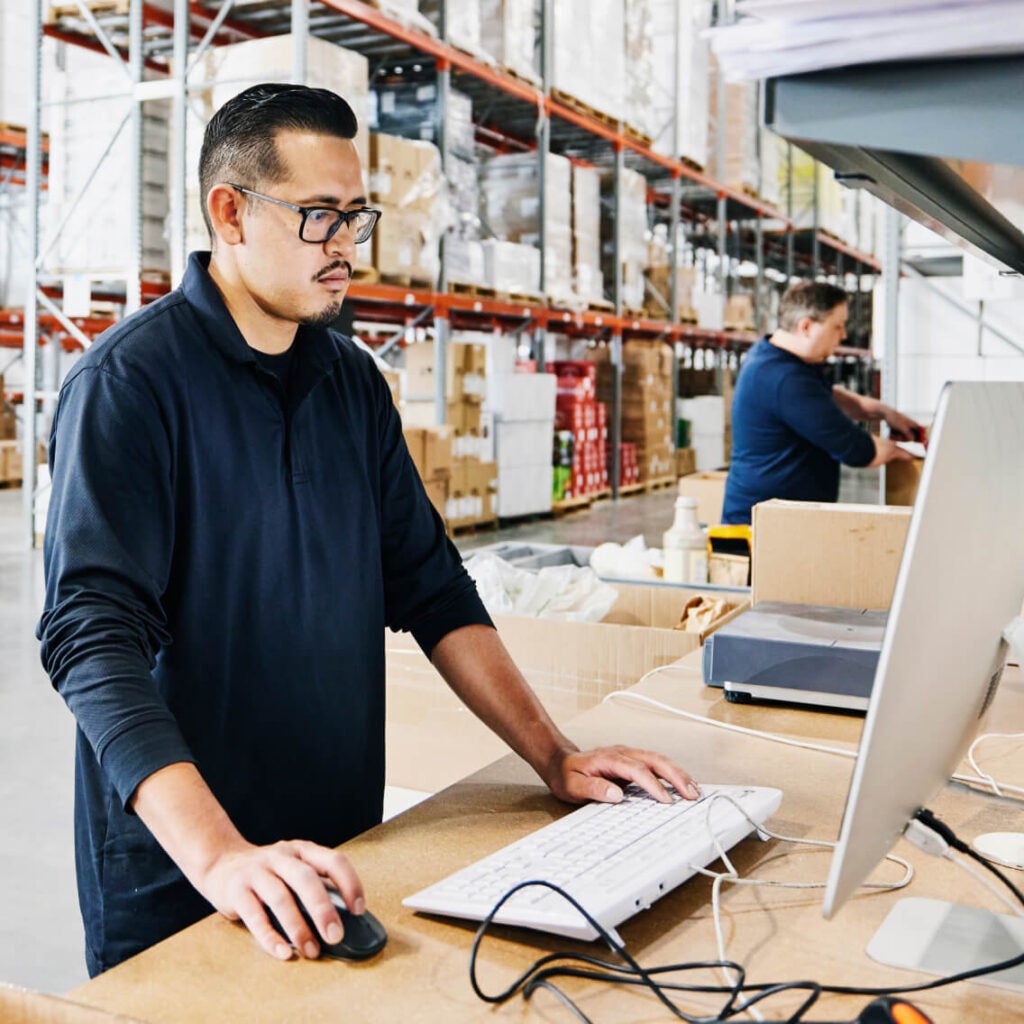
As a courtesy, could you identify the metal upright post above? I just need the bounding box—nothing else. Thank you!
[668,4,682,466]
[292,0,308,84]
[785,142,795,279]
[538,0,552,296]
[610,143,625,499]
[126,0,144,313]
[755,212,764,333]
[434,316,449,428]
[880,205,902,503]
[811,161,821,278]
[24,0,44,547]
[436,57,450,295]
[170,0,189,283]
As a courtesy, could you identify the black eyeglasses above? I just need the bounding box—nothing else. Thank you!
[228,184,382,244]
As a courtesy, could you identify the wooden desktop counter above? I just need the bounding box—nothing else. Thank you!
[69,653,1024,1023]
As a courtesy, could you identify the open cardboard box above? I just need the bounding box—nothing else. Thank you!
[752,499,912,610]
[0,984,147,1024]
[387,583,748,704]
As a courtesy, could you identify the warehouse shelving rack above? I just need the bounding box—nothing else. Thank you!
[8,0,883,543]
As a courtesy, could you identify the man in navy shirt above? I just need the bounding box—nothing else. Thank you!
[38,84,699,975]
[723,281,921,524]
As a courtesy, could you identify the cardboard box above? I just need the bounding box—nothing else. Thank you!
[402,426,453,482]
[369,133,441,214]
[885,459,925,507]
[422,477,448,521]
[676,447,697,478]
[0,984,146,1023]
[382,370,401,407]
[387,582,747,700]
[677,470,728,527]
[751,499,912,610]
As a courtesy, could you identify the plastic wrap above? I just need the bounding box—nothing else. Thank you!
[650,0,711,169]
[480,0,540,82]
[467,552,619,622]
[479,152,573,297]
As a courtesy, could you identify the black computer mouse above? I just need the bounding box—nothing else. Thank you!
[267,886,388,961]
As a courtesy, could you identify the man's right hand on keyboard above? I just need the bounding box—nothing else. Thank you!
[544,745,701,806]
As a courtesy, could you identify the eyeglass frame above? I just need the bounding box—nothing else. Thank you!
[227,183,382,245]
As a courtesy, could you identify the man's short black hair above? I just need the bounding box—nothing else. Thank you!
[777,281,848,332]
[198,83,359,237]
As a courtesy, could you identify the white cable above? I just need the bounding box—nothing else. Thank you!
[604,666,1024,798]
[944,849,1024,918]
[603,687,858,759]
[690,793,912,1021]
[966,732,1024,799]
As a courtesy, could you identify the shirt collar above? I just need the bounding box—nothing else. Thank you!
[179,251,345,375]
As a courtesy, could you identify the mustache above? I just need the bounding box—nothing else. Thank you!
[313,261,352,282]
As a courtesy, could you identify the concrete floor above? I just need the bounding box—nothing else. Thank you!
[0,468,877,996]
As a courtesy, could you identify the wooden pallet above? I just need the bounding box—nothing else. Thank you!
[621,307,647,322]
[381,273,434,291]
[644,475,677,493]
[449,516,499,536]
[46,0,129,23]
[448,281,498,300]
[551,89,620,133]
[505,290,545,307]
[498,63,543,89]
[351,266,380,285]
[623,125,654,149]
[617,482,646,497]
[586,298,616,314]
[552,493,594,516]
[678,155,705,175]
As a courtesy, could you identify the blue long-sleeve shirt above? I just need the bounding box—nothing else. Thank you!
[38,252,492,974]
[723,337,876,524]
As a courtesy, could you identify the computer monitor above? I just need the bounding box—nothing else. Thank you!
[822,380,1024,982]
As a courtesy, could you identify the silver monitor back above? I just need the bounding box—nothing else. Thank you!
[823,380,1024,918]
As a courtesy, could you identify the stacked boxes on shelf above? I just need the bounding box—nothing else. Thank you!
[617,443,641,488]
[402,338,498,529]
[552,0,624,125]
[644,225,698,321]
[402,423,454,521]
[551,361,609,501]
[372,77,482,286]
[650,0,711,169]
[592,343,675,483]
[48,46,169,274]
[600,168,648,312]
[368,133,443,286]
[571,165,604,306]
[677,394,727,472]
[479,152,572,299]
[624,0,657,142]
[707,54,760,197]
[480,0,540,82]
[489,336,556,517]
[442,90,485,286]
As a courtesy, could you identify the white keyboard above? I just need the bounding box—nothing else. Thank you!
[404,782,783,942]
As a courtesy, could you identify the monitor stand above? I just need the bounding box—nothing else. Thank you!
[867,897,1024,992]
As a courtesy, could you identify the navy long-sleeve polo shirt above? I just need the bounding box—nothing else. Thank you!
[38,252,492,974]
[723,336,876,524]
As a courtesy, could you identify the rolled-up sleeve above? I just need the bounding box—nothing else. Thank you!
[37,365,195,808]
[372,370,493,657]
[777,371,876,467]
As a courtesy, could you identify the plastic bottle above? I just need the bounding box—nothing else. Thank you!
[662,496,708,585]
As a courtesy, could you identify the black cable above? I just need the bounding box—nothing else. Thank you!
[468,880,831,1022]
[915,807,1024,906]
[467,806,1024,1022]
